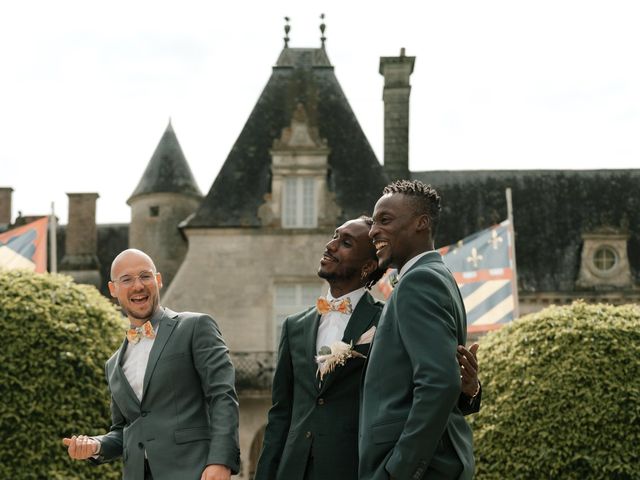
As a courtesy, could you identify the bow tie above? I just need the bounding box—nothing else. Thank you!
[316,296,353,315]
[126,321,156,344]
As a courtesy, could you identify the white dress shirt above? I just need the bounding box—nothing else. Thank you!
[315,287,367,354]
[122,325,158,401]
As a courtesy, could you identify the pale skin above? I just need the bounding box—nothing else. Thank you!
[62,249,232,480]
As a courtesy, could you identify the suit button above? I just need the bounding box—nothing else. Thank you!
[138,442,144,449]
[317,398,325,405]
[305,431,312,439]
[141,412,147,417]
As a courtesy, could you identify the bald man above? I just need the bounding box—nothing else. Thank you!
[63,249,240,480]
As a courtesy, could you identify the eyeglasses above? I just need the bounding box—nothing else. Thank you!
[112,271,157,287]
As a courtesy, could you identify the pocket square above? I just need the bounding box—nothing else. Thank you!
[355,326,376,345]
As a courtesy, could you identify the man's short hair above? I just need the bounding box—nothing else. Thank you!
[382,180,442,233]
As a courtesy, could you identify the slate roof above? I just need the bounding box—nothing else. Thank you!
[129,122,202,202]
[186,47,388,228]
[413,169,640,292]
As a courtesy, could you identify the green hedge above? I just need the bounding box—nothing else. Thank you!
[0,270,125,480]
[470,301,640,479]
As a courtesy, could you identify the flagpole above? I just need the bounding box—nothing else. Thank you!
[50,202,57,273]
[505,188,519,318]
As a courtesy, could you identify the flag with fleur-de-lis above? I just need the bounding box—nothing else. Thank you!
[439,219,517,333]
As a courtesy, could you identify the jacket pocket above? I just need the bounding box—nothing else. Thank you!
[372,419,405,445]
[174,426,211,444]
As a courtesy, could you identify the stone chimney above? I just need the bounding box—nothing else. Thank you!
[60,193,101,287]
[0,187,13,227]
[379,48,415,181]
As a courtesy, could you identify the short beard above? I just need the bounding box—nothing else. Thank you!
[317,266,358,283]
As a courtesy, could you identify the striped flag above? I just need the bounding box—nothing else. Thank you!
[0,217,48,273]
[439,220,517,333]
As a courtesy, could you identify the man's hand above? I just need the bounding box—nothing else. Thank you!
[457,343,480,397]
[62,435,100,460]
[201,464,231,480]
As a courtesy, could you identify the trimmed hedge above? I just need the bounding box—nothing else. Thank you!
[470,301,640,479]
[0,270,125,480]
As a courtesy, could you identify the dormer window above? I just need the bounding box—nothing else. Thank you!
[283,177,316,228]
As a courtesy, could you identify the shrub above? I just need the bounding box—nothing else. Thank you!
[0,270,125,480]
[470,301,640,479]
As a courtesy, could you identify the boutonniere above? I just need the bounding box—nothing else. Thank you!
[315,341,366,381]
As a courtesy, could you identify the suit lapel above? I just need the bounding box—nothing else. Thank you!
[320,292,378,394]
[303,307,322,390]
[112,338,141,407]
[141,308,178,402]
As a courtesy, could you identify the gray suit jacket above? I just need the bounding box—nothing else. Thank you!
[359,252,474,480]
[92,307,240,480]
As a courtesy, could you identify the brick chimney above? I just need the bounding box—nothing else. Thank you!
[0,187,13,227]
[379,48,415,181]
[60,193,101,287]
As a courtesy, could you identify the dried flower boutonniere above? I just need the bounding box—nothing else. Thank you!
[315,341,366,381]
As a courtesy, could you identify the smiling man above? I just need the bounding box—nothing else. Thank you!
[62,249,240,480]
[359,181,476,480]
[255,217,480,480]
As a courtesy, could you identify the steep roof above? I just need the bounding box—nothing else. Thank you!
[186,47,388,228]
[413,169,640,292]
[128,121,202,202]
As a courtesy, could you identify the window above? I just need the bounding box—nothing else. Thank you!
[273,283,324,346]
[593,246,617,272]
[282,177,317,228]
[149,206,159,217]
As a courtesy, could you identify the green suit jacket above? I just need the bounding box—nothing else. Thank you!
[92,307,240,480]
[359,252,475,480]
[255,292,383,480]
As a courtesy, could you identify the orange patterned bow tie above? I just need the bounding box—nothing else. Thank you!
[126,321,156,344]
[316,297,353,315]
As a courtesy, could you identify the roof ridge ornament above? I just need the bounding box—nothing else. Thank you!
[320,13,326,48]
[284,16,291,48]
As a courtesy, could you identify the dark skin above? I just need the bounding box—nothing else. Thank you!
[319,218,479,396]
[318,219,378,297]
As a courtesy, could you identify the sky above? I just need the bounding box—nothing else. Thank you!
[1,0,639,224]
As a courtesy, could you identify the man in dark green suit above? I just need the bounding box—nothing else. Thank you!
[360,180,476,480]
[256,217,480,480]
[63,249,240,480]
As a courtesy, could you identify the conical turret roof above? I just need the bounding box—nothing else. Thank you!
[128,121,202,203]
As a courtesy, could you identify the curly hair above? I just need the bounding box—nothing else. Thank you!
[382,180,442,234]
[359,216,387,289]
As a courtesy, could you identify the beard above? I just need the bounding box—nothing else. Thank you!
[317,265,359,282]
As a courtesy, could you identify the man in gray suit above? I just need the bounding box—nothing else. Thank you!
[63,249,239,480]
[360,180,475,480]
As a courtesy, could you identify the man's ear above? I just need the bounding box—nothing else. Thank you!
[415,213,431,233]
[156,272,163,290]
[362,258,378,276]
[108,281,117,298]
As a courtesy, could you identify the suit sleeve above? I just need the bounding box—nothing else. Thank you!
[254,319,294,480]
[192,315,240,474]
[385,270,463,479]
[89,363,124,464]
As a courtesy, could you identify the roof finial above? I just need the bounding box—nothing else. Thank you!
[168,116,172,126]
[319,13,326,48]
[284,16,291,48]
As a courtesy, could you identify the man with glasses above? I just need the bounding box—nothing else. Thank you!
[63,249,240,480]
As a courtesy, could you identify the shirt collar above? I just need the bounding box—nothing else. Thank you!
[326,286,367,310]
[398,250,435,278]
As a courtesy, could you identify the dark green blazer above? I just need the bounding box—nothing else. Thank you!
[359,252,475,480]
[91,307,240,480]
[255,292,383,480]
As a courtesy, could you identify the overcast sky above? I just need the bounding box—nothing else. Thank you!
[2,0,639,224]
